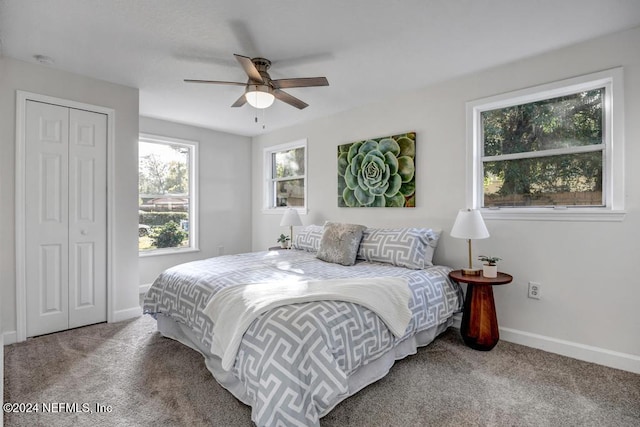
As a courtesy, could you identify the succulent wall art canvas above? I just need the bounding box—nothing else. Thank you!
[338,132,415,207]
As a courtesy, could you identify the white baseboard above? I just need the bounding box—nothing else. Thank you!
[139,283,152,294]
[3,331,17,346]
[4,307,142,345]
[111,306,142,323]
[499,327,640,374]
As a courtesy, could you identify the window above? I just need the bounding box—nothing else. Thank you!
[466,68,625,221]
[138,134,198,254]
[264,139,307,212]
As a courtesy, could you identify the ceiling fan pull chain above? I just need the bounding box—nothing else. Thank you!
[254,109,267,129]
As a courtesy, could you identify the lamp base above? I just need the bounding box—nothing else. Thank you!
[461,267,482,276]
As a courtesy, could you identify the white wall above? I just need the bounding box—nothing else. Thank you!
[251,27,640,371]
[138,117,252,287]
[0,56,140,341]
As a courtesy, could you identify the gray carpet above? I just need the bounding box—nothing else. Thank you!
[4,314,639,427]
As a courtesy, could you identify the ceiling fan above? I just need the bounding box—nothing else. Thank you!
[184,54,329,110]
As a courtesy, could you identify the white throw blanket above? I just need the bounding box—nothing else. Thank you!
[203,277,411,371]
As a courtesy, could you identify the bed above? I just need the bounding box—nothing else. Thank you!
[143,224,463,426]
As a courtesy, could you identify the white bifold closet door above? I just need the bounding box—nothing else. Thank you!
[25,100,107,337]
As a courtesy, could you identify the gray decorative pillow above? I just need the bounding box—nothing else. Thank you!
[357,227,441,269]
[292,225,324,252]
[316,222,366,266]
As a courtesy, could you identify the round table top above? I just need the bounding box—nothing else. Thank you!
[448,269,513,285]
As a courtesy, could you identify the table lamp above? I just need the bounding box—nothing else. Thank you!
[450,208,489,275]
[279,208,302,249]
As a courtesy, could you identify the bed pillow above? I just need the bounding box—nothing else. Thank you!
[423,229,441,266]
[357,227,441,269]
[292,225,324,252]
[316,222,366,266]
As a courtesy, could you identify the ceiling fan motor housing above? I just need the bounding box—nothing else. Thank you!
[245,65,275,109]
[250,58,273,86]
[251,57,271,71]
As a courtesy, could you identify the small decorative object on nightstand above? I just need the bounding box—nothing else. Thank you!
[276,233,290,249]
[449,269,513,351]
[478,255,501,278]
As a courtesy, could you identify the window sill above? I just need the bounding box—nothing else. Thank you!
[481,208,626,222]
[262,207,308,215]
[139,247,200,258]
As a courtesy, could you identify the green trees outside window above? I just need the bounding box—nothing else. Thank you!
[138,136,196,252]
[481,88,604,207]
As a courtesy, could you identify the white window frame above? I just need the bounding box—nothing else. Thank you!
[263,139,308,215]
[138,133,199,256]
[466,68,625,222]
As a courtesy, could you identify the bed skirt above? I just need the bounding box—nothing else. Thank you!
[155,314,454,419]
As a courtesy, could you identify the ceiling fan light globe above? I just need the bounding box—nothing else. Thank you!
[245,87,275,109]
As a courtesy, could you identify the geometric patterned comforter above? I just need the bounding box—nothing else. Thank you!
[143,249,463,426]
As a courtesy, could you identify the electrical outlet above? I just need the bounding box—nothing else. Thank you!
[528,282,541,299]
[218,246,225,256]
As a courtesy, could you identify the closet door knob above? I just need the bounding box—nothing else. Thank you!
[80,229,88,235]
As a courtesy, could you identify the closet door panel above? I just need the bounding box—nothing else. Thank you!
[68,108,107,328]
[25,101,70,337]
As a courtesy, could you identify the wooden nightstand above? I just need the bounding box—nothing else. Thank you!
[449,270,513,351]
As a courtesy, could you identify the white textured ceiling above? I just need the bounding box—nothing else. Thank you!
[1,0,639,137]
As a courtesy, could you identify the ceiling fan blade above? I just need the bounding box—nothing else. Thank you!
[184,79,247,86]
[234,54,263,83]
[274,89,308,109]
[231,93,247,108]
[271,77,329,89]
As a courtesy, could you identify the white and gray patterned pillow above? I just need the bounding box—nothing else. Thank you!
[357,227,441,269]
[316,222,366,266]
[292,225,324,252]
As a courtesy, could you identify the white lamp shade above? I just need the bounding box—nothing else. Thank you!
[450,209,489,240]
[279,208,302,227]
[245,85,275,109]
